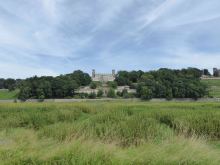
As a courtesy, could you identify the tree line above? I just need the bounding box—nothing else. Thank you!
[115,68,207,100]
[18,70,91,100]
[0,68,208,100]
[0,78,21,91]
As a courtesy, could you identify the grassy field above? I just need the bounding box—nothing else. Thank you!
[0,89,19,99]
[0,101,220,164]
[202,79,220,98]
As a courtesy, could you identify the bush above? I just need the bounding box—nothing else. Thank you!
[122,89,128,96]
[116,91,122,97]
[90,82,97,89]
[107,88,116,98]
[140,86,153,100]
[107,82,117,89]
[18,87,31,101]
[88,92,96,99]
[97,89,104,97]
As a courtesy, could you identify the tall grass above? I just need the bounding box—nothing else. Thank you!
[0,101,220,164]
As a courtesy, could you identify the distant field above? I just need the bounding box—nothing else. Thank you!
[0,101,220,164]
[0,89,19,99]
[202,79,220,98]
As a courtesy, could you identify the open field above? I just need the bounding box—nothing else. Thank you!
[0,89,19,99]
[0,101,220,164]
[202,79,220,98]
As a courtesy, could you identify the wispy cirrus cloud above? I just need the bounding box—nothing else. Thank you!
[0,0,219,78]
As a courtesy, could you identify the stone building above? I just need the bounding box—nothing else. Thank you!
[92,69,116,82]
[213,68,220,77]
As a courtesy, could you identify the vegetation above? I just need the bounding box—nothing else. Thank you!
[202,79,220,98]
[0,101,220,164]
[116,68,207,100]
[0,89,19,99]
[18,70,91,100]
[90,82,97,89]
[88,92,97,99]
[0,68,212,100]
[0,78,21,91]
[97,89,104,97]
[107,81,118,89]
[107,88,116,98]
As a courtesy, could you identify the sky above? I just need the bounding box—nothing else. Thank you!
[0,0,220,78]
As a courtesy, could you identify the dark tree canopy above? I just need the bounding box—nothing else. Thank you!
[116,68,207,100]
[18,70,91,100]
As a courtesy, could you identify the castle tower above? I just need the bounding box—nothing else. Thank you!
[92,69,95,78]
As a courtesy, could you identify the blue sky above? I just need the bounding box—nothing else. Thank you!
[0,0,220,78]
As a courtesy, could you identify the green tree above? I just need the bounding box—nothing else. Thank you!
[18,87,31,101]
[4,78,16,91]
[0,79,4,89]
[165,88,173,100]
[97,89,104,97]
[36,88,45,100]
[107,81,117,89]
[88,92,96,99]
[140,86,153,100]
[90,82,97,89]
[107,88,116,98]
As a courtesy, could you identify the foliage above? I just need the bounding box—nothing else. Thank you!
[203,69,211,76]
[97,89,104,97]
[90,82,97,89]
[133,68,207,100]
[139,86,153,100]
[107,88,116,98]
[17,70,91,99]
[88,92,96,99]
[0,78,21,90]
[0,102,220,164]
[0,68,210,100]
[18,87,31,101]
[115,70,144,86]
[107,81,117,89]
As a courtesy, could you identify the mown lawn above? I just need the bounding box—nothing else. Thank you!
[0,89,19,99]
[0,101,220,165]
[202,79,220,98]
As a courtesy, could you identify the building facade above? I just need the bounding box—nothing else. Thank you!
[92,69,116,82]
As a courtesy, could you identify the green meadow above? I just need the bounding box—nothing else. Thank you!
[202,79,220,98]
[0,101,220,165]
[0,89,18,99]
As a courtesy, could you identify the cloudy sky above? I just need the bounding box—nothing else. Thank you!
[0,0,220,78]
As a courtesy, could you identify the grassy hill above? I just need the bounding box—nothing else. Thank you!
[0,89,19,99]
[202,79,220,98]
[0,101,220,164]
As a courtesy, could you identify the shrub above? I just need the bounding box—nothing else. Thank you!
[107,88,116,98]
[90,82,97,89]
[97,89,104,97]
[107,82,117,89]
[140,86,153,100]
[116,91,122,97]
[88,92,96,99]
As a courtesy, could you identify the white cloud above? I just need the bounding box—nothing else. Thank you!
[139,0,179,30]
[40,0,59,20]
[159,48,220,70]
[0,62,58,79]
[0,0,220,78]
